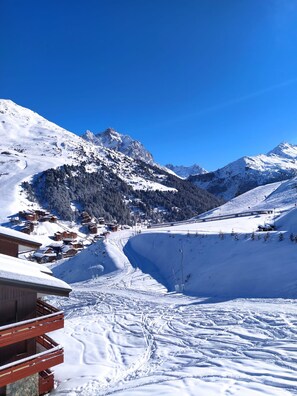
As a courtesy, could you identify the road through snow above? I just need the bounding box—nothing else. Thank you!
[50,233,297,396]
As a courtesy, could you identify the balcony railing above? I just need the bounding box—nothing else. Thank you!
[0,299,64,348]
[0,334,63,388]
[39,369,54,396]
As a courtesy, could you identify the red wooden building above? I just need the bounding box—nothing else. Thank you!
[0,227,71,396]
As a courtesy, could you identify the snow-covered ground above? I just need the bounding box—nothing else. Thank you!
[51,279,297,396]
[48,199,297,395]
[2,99,297,395]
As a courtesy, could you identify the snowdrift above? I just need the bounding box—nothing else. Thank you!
[125,231,297,298]
[52,239,124,283]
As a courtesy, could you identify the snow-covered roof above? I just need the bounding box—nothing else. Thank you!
[33,252,56,258]
[0,253,53,275]
[62,245,76,253]
[0,253,71,296]
[0,225,42,247]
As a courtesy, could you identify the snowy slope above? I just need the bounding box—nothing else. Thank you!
[82,128,154,165]
[0,99,100,219]
[0,100,196,221]
[190,142,297,200]
[200,177,297,218]
[49,207,297,395]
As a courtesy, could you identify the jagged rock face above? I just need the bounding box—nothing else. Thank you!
[165,164,207,179]
[190,143,297,200]
[82,128,154,164]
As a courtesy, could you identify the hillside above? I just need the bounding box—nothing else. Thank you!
[0,99,221,224]
[190,142,297,200]
[24,162,222,224]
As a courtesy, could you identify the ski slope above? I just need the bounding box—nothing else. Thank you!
[49,202,297,395]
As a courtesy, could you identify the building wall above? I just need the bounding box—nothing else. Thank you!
[6,374,38,396]
[0,286,37,366]
[0,286,36,324]
[0,240,18,257]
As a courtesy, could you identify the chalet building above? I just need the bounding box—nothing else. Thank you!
[54,231,77,242]
[39,215,57,223]
[69,241,84,250]
[81,211,92,225]
[88,223,98,234]
[32,247,57,264]
[61,245,77,258]
[0,226,41,258]
[0,253,71,396]
[20,221,35,235]
[34,210,49,217]
[19,210,38,222]
[20,226,31,235]
[19,210,57,224]
[107,224,119,232]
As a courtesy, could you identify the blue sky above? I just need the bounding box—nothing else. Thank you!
[1,0,297,170]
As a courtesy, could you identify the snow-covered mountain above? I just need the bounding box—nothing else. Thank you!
[190,142,297,200]
[82,128,154,165]
[165,163,207,178]
[0,99,221,223]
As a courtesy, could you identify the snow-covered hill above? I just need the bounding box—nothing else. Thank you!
[0,100,220,223]
[0,99,95,219]
[199,177,297,218]
[165,163,207,178]
[82,128,154,165]
[190,142,297,200]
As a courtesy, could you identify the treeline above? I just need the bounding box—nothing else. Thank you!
[22,161,222,224]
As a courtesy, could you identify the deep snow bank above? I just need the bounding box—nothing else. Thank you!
[52,239,124,283]
[125,231,297,298]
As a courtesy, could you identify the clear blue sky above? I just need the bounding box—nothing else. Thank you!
[1,0,297,170]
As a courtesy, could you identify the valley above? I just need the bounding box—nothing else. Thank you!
[1,99,297,395]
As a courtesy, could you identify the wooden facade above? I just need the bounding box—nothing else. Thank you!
[0,228,71,396]
[0,287,67,395]
[0,230,41,258]
[54,230,77,242]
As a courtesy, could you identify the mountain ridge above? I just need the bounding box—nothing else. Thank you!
[190,142,297,200]
[0,99,221,223]
[166,163,207,178]
[82,127,154,165]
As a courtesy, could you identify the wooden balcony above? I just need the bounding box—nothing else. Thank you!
[0,299,64,348]
[0,334,63,388]
[39,369,54,396]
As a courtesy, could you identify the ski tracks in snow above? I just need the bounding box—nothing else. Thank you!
[50,234,297,396]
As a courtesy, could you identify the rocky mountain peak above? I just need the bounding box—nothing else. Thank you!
[83,128,154,164]
[267,142,297,160]
[166,164,207,179]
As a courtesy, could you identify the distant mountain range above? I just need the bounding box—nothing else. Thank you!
[190,142,297,200]
[2,98,297,220]
[0,99,221,223]
[82,129,209,179]
[165,164,207,178]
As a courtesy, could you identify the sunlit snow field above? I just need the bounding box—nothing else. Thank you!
[49,185,297,396]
